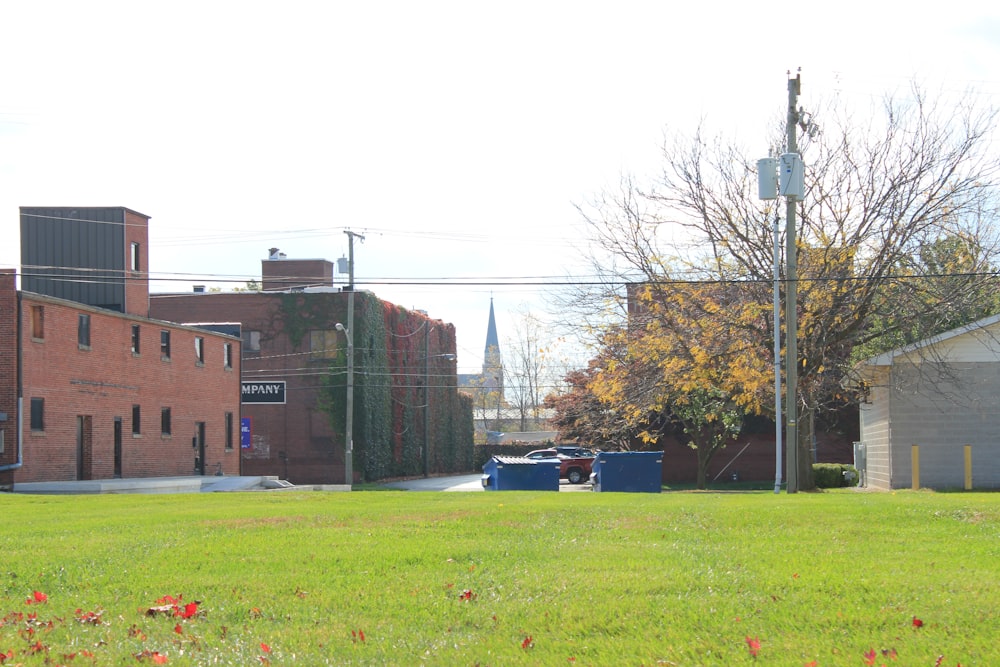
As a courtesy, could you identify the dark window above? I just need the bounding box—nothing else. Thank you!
[242,330,261,353]
[78,314,91,348]
[30,398,44,431]
[225,412,234,450]
[131,324,141,355]
[132,405,141,435]
[223,342,233,369]
[31,305,44,339]
[161,407,171,435]
[160,331,171,360]
[131,242,140,272]
[195,337,205,364]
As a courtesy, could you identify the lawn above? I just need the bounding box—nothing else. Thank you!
[0,489,996,666]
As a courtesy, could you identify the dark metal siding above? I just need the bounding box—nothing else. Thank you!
[20,207,127,312]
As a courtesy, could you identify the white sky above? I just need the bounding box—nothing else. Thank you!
[3,1,1000,374]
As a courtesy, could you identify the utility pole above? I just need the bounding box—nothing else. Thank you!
[784,73,801,494]
[342,230,365,486]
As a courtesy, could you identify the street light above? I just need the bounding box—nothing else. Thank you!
[335,322,353,486]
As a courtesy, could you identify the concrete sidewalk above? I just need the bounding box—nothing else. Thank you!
[9,475,349,495]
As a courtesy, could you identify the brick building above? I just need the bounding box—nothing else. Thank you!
[150,252,473,484]
[0,207,242,488]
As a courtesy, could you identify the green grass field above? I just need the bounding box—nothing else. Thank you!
[0,488,997,666]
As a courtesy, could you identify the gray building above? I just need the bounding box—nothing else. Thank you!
[856,314,1000,490]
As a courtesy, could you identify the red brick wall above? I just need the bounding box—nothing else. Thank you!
[124,210,150,317]
[0,270,18,487]
[261,258,334,291]
[659,432,857,484]
[15,294,241,483]
[151,292,346,484]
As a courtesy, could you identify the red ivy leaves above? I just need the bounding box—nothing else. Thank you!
[745,636,761,658]
[521,635,533,649]
[913,616,924,628]
[864,647,878,666]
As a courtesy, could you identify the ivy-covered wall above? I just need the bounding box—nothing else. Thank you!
[279,291,472,482]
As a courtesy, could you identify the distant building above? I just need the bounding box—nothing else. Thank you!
[0,207,242,488]
[458,298,507,441]
[150,251,472,484]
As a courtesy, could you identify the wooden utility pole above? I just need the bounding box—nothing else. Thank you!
[785,73,800,494]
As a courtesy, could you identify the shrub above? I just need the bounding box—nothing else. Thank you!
[813,463,860,488]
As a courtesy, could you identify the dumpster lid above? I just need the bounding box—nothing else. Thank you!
[492,456,553,465]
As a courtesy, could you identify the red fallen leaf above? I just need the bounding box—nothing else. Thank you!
[135,649,168,663]
[173,624,183,635]
[27,640,46,655]
[804,661,818,667]
[864,648,877,666]
[25,591,48,605]
[745,636,761,658]
[912,616,924,628]
[359,629,365,643]
[934,657,944,667]
[178,602,199,619]
[882,648,897,659]
[0,649,13,663]
[75,608,104,625]
[156,595,181,606]
[260,643,271,653]
[459,589,476,601]
[351,629,365,643]
[521,635,533,649]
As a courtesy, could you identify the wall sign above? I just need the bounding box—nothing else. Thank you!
[241,381,286,404]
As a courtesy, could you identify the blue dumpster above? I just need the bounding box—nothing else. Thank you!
[589,451,663,493]
[481,456,560,491]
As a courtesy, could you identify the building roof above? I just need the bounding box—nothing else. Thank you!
[861,313,1000,367]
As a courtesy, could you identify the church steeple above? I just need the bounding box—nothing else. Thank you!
[484,298,500,360]
[483,298,502,389]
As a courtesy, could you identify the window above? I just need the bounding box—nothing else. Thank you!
[225,412,234,450]
[131,324,141,355]
[195,336,205,364]
[161,407,171,435]
[309,329,338,360]
[78,314,91,348]
[160,330,171,360]
[30,398,44,431]
[242,329,261,353]
[223,342,233,369]
[132,405,141,435]
[30,305,44,340]
[130,242,140,272]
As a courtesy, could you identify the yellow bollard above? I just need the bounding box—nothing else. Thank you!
[964,445,972,490]
[911,445,920,490]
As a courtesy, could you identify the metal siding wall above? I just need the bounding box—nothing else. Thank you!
[20,208,126,312]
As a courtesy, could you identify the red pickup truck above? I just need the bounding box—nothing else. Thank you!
[525,447,596,484]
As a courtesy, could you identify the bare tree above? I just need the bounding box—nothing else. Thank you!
[503,306,564,432]
[574,82,1000,489]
